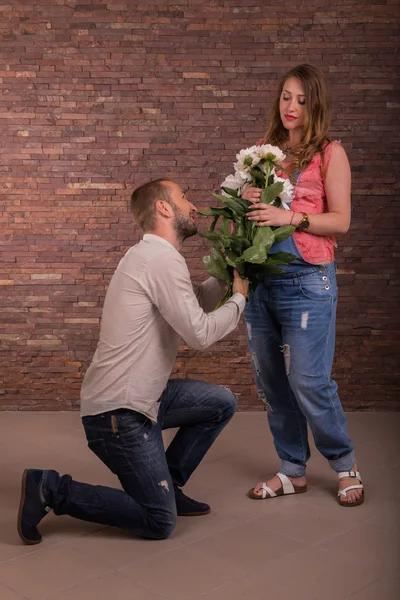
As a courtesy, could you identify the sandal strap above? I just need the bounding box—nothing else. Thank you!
[338,484,364,498]
[260,483,276,498]
[338,470,361,481]
[276,472,295,494]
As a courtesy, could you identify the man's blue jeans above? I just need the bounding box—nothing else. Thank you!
[244,263,356,478]
[42,379,237,539]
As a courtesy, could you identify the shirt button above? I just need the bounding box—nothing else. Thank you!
[324,285,330,290]
[322,276,328,281]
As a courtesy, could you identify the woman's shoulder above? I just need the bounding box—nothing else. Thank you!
[321,140,348,170]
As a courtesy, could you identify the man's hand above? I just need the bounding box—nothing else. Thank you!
[232,269,249,298]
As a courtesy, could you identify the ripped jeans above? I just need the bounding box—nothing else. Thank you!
[244,262,356,477]
[42,379,237,539]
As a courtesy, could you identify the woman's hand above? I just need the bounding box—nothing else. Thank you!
[248,203,293,227]
[241,185,262,204]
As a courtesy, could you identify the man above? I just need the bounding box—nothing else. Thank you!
[18,178,248,543]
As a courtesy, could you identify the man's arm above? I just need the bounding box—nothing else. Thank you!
[139,251,245,351]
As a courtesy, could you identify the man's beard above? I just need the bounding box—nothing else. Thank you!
[172,207,198,242]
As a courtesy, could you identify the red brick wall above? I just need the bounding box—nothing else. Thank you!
[0,1,398,411]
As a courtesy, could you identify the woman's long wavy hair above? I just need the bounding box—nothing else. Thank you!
[262,64,332,174]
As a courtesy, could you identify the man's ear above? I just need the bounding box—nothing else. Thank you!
[155,200,173,219]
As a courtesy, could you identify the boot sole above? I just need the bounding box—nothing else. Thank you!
[17,469,42,545]
[177,508,211,516]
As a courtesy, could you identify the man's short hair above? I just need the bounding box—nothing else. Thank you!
[130,178,172,231]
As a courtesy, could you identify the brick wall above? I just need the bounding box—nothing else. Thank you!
[0,0,398,411]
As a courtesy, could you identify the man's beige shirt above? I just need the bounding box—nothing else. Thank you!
[80,234,245,422]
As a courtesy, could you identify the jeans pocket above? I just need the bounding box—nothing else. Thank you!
[114,409,150,437]
[87,438,117,474]
[298,272,336,302]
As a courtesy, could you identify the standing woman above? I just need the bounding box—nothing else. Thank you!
[242,64,363,506]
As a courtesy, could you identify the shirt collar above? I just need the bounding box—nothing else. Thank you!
[142,233,176,250]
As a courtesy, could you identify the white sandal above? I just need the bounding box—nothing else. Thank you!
[337,470,364,507]
[248,472,307,500]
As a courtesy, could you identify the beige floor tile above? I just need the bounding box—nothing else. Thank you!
[183,452,276,499]
[0,545,112,600]
[259,545,385,600]
[0,525,62,566]
[229,411,268,435]
[196,573,292,600]
[46,571,167,600]
[354,436,400,473]
[346,412,400,445]
[171,507,239,544]
[120,545,246,599]
[367,505,400,532]
[0,412,398,600]
[343,576,400,600]
[64,526,183,570]
[0,583,27,600]
[248,500,371,545]
[189,519,306,573]
[319,522,399,574]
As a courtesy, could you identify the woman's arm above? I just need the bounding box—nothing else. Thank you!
[247,144,352,236]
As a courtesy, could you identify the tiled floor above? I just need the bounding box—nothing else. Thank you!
[0,411,399,600]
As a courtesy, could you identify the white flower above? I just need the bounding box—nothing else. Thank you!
[255,144,286,164]
[233,144,286,178]
[274,175,294,210]
[233,145,260,173]
[220,171,251,197]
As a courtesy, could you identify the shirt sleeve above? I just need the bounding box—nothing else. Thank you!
[194,277,226,313]
[139,250,245,351]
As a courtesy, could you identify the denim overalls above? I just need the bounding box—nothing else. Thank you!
[244,179,356,476]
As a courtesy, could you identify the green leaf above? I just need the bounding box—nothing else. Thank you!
[240,244,267,264]
[221,186,239,197]
[212,194,248,217]
[244,216,256,243]
[225,248,239,268]
[260,182,284,204]
[253,226,275,250]
[198,207,232,218]
[248,263,285,276]
[210,215,219,232]
[211,193,237,204]
[211,246,227,266]
[234,217,245,238]
[273,225,295,242]
[202,252,230,283]
[250,167,265,186]
[220,217,229,237]
[230,235,251,255]
[268,251,297,264]
[199,231,224,246]
[273,163,290,175]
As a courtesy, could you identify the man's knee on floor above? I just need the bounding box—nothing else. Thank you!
[148,513,176,540]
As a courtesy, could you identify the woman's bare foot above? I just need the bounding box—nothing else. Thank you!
[250,474,307,498]
[338,464,363,504]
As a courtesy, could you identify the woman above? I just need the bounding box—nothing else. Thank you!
[242,64,363,506]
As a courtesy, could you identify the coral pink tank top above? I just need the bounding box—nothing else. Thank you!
[279,140,340,265]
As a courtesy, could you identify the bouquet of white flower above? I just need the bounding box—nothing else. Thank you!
[199,144,296,306]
